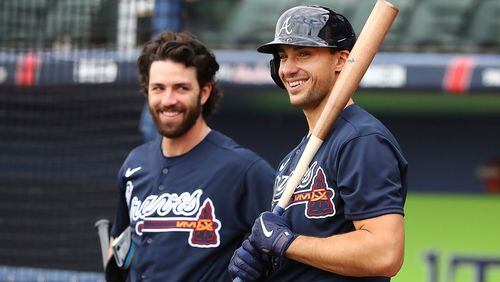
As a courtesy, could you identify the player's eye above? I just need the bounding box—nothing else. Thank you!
[176,85,191,92]
[150,85,162,93]
[298,50,310,58]
[278,53,287,61]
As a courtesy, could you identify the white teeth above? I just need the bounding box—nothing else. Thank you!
[289,80,305,87]
[161,111,180,117]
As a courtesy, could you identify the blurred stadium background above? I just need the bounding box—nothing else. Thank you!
[0,0,499,281]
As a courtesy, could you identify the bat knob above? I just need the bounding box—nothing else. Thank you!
[95,219,110,230]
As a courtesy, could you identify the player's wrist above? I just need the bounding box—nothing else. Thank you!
[283,234,302,258]
[272,227,296,257]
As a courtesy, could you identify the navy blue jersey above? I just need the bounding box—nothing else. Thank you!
[270,104,408,281]
[111,130,275,282]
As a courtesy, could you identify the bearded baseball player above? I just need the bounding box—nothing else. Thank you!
[108,31,275,281]
[228,5,408,281]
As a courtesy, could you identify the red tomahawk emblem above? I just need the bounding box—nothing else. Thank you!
[139,199,221,248]
[289,167,336,218]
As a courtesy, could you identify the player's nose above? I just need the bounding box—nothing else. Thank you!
[280,58,300,78]
[159,89,178,106]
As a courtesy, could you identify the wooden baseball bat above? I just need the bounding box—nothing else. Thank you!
[274,0,399,214]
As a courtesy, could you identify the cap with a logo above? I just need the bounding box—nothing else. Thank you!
[257,5,356,54]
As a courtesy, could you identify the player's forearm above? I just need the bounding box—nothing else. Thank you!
[285,217,404,277]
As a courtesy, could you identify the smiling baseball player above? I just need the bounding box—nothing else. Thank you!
[108,31,274,281]
[229,5,408,281]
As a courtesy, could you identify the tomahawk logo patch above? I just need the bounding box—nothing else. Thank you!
[132,190,221,248]
[274,164,336,219]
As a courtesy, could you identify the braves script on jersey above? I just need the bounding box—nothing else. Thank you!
[270,105,408,281]
[111,131,274,281]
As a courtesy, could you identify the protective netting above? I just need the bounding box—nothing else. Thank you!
[0,0,153,272]
[0,85,144,271]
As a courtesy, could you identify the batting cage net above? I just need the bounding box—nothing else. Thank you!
[0,0,153,279]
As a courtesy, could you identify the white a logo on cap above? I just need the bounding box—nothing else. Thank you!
[278,16,293,36]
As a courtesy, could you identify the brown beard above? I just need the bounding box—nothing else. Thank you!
[150,92,202,139]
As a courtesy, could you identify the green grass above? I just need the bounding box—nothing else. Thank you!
[394,194,500,282]
[248,91,500,116]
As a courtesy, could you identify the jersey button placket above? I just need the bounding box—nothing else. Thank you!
[159,167,168,191]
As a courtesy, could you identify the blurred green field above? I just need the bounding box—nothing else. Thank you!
[245,91,500,116]
[395,194,500,282]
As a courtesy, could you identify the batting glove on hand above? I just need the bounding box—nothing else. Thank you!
[249,212,296,258]
[228,239,269,281]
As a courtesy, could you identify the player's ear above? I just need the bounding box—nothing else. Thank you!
[200,83,212,105]
[334,50,350,72]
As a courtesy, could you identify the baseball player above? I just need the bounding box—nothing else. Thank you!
[108,31,275,281]
[228,5,408,281]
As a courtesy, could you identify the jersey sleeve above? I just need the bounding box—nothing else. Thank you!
[240,159,275,227]
[336,133,407,221]
[110,165,130,238]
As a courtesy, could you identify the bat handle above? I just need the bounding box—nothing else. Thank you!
[272,205,285,216]
[236,128,320,282]
[94,219,111,271]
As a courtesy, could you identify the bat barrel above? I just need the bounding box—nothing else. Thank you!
[312,0,399,140]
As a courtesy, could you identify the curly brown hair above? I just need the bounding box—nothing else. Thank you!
[137,31,221,119]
